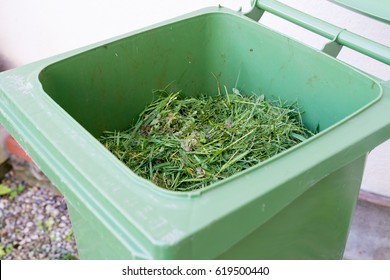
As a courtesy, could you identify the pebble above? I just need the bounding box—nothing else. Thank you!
[51,209,60,217]
[0,170,78,259]
[36,214,44,221]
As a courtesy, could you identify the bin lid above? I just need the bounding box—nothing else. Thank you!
[328,0,390,23]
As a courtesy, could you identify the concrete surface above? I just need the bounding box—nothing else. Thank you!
[344,197,390,260]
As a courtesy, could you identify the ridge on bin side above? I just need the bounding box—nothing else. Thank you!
[0,5,390,259]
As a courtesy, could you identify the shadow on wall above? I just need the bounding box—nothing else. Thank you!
[0,54,12,71]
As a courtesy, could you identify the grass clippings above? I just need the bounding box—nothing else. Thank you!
[100,88,314,191]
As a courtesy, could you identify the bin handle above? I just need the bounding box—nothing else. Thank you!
[246,0,390,65]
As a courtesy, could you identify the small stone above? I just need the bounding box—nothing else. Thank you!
[36,214,44,221]
[45,205,52,213]
[51,209,60,217]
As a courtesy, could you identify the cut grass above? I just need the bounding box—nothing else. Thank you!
[100,88,314,191]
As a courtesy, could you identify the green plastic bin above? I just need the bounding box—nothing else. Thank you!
[0,0,389,259]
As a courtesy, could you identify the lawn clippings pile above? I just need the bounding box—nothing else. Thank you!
[101,88,314,191]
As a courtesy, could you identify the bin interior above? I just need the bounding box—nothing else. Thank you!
[39,11,381,159]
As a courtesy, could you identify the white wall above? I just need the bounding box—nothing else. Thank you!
[0,0,249,66]
[1,0,389,80]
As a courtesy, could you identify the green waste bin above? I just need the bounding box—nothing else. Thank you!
[0,0,389,259]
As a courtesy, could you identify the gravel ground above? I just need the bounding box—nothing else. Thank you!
[0,169,78,260]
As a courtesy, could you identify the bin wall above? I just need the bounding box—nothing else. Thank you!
[39,12,380,138]
[218,155,365,260]
[66,155,365,259]
[38,16,212,137]
[67,203,143,260]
